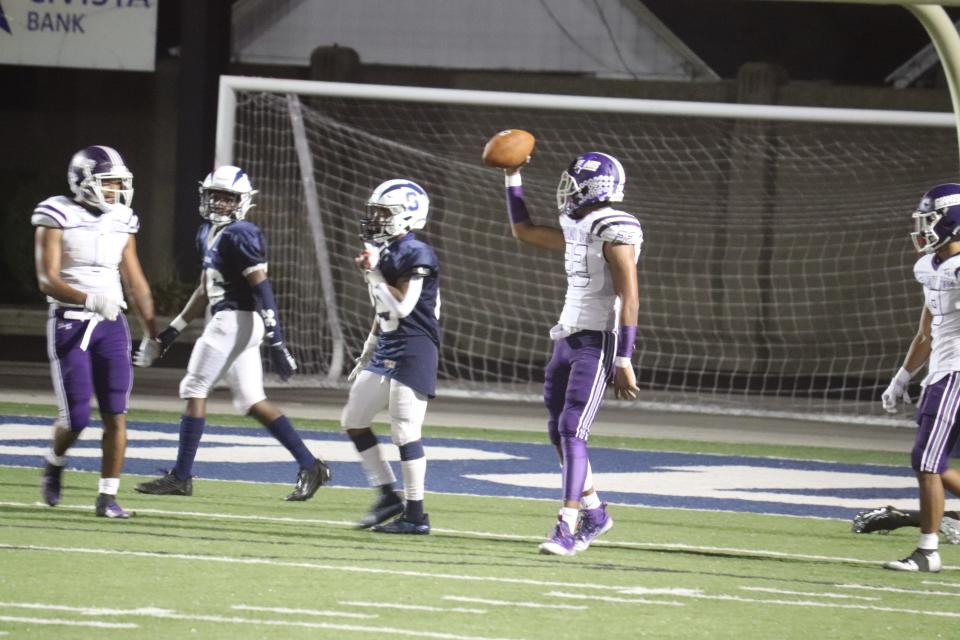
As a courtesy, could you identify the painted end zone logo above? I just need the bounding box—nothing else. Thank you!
[1,415,949,520]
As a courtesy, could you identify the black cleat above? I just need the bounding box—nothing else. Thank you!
[41,461,63,507]
[355,490,404,529]
[135,470,193,496]
[851,505,912,534]
[372,512,430,535]
[285,459,332,501]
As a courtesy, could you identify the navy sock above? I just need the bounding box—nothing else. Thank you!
[174,415,205,480]
[266,415,316,469]
[405,499,424,521]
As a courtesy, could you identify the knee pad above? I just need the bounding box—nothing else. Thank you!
[179,374,210,400]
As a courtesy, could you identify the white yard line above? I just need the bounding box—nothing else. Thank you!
[551,590,960,618]
[232,605,377,619]
[547,592,685,607]
[0,615,137,629]
[443,596,586,610]
[738,587,880,601]
[339,601,486,615]
[0,500,930,570]
[921,579,960,589]
[837,583,960,597]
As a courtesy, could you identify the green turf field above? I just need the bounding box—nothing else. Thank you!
[2,404,958,639]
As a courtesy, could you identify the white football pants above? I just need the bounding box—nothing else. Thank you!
[341,370,428,446]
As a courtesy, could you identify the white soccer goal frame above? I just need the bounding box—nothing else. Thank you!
[214,75,959,425]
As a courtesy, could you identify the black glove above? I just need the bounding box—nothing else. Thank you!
[268,341,297,382]
[156,326,181,358]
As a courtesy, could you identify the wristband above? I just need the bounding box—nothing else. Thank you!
[170,315,189,332]
[505,185,531,225]
[505,172,522,188]
[614,356,632,368]
[616,325,637,359]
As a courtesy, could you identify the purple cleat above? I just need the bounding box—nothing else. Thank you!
[538,518,577,556]
[40,461,63,507]
[574,503,614,552]
[95,494,131,519]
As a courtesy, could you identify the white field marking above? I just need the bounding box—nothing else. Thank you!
[837,583,960,597]
[442,596,586,610]
[738,587,880,601]
[547,592,685,607]
[922,580,960,589]
[232,605,376,619]
[550,590,960,618]
[615,587,703,596]
[0,425,524,463]
[466,466,928,509]
[0,602,174,616]
[3,500,949,570]
[0,615,137,628]
[339,601,486,615]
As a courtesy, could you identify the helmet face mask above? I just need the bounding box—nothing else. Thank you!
[556,151,625,217]
[68,145,134,212]
[911,184,960,254]
[199,166,256,226]
[361,179,429,244]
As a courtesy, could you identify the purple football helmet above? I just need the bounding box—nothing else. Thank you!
[556,151,625,216]
[912,183,960,254]
[67,145,133,212]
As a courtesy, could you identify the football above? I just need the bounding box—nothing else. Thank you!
[482,129,535,169]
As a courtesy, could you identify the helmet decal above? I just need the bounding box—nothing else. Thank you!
[361,179,430,244]
[556,151,625,217]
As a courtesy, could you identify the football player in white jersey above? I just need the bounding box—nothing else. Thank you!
[34,145,159,518]
[500,151,642,555]
[342,179,440,534]
[132,166,331,501]
[880,182,960,573]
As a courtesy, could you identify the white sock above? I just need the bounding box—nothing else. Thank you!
[98,477,120,496]
[560,507,579,531]
[581,492,601,510]
[46,450,66,467]
[401,457,426,502]
[359,445,396,487]
[919,532,939,551]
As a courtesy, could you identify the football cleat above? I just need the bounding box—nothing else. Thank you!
[40,461,63,507]
[573,503,614,552]
[95,494,131,519]
[941,516,960,545]
[285,459,332,501]
[355,490,404,529]
[851,505,912,534]
[371,512,430,535]
[135,470,193,496]
[539,519,577,556]
[883,548,941,572]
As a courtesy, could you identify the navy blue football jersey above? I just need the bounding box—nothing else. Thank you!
[367,233,441,397]
[196,221,267,314]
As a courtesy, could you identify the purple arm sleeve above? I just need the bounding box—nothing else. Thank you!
[505,185,532,225]
[617,325,637,359]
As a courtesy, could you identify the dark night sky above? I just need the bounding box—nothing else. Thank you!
[642,1,960,85]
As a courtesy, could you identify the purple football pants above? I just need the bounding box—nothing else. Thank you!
[46,308,133,431]
[913,373,960,474]
[543,330,616,502]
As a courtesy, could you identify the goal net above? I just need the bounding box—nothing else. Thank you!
[216,76,956,423]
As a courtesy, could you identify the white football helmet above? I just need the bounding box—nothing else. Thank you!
[67,145,134,212]
[198,165,257,226]
[361,179,429,243]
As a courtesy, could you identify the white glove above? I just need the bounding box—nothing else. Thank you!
[348,333,379,382]
[133,336,160,368]
[881,367,914,414]
[355,243,381,272]
[84,293,127,321]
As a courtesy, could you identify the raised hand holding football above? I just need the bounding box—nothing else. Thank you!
[482,129,535,169]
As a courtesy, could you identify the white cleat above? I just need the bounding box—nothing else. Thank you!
[883,548,941,573]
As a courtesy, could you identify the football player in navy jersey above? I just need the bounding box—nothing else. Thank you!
[133,165,331,501]
[34,145,159,519]
[500,152,642,555]
[342,179,440,534]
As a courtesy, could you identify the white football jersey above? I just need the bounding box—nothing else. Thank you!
[915,252,960,385]
[556,206,643,333]
[31,196,139,304]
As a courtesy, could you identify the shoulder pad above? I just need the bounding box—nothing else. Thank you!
[31,196,82,229]
[590,211,644,245]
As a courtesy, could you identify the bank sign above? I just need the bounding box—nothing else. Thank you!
[0,0,157,71]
